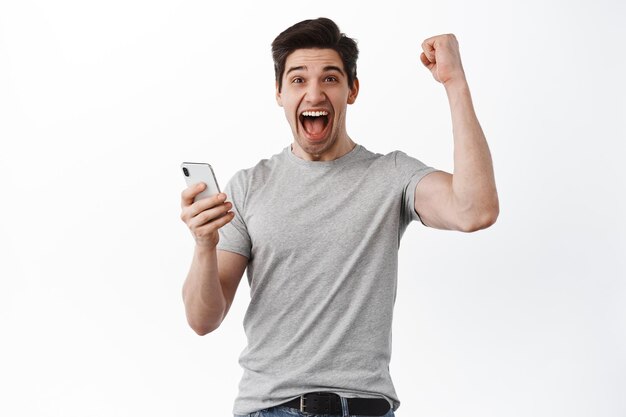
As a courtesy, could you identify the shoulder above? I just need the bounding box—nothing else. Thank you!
[226,147,287,192]
[361,147,431,173]
[390,150,429,169]
[354,145,403,166]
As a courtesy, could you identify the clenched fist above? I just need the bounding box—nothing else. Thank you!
[420,34,466,86]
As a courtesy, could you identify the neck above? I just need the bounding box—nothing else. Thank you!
[291,137,357,162]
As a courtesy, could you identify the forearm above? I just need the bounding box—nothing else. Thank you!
[182,245,227,335]
[445,79,499,228]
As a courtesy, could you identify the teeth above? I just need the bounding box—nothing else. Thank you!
[302,110,329,117]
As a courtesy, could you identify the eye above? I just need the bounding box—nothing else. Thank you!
[292,77,304,84]
[324,76,338,82]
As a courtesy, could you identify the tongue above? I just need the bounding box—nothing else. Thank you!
[303,117,326,135]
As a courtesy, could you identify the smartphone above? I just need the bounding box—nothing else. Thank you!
[181,162,221,202]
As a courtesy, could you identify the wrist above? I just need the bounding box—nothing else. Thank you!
[443,76,469,93]
[194,242,218,258]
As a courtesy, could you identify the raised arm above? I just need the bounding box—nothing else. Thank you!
[414,34,499,232]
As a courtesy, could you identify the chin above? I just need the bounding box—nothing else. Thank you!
[298,136,333,154]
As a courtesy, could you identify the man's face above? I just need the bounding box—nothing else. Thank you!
[276,48,359,159]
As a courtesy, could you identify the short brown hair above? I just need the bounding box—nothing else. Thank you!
[271,17,359,92]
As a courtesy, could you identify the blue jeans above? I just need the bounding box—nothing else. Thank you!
[234,398,396,417]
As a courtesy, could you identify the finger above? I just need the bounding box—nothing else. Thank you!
[180,192,227,224]
[421,38,436,62]
[212,210,235,229]
[188,192,227,217]
[181,182,207,207]
[419,52,433,68]
[189,202,233,229]
[193,210,235,236]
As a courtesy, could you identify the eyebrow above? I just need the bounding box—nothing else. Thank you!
[285,65,346,77]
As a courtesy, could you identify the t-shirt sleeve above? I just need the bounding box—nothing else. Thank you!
[395,151,439,227]
[217,170,252,259]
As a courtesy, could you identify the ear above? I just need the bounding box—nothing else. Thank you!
[275,81,283,107]
[347,78,359,104]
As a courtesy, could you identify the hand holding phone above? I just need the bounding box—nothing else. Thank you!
[180,162,234,248]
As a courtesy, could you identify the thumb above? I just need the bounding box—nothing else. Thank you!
[420,52,433,68]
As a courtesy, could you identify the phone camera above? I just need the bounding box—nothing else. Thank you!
[182,167,189,177]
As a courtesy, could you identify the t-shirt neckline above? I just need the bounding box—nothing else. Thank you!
[284,143,363,168]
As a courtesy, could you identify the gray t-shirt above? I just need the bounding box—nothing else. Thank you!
[217,144,437,415]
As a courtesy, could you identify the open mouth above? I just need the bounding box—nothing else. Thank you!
[299,110,330,139]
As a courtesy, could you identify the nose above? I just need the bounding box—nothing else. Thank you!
[304,81,326,104]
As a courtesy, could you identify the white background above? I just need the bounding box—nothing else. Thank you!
[1,0,625,416]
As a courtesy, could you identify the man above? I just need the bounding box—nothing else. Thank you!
[180,17,498,417]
